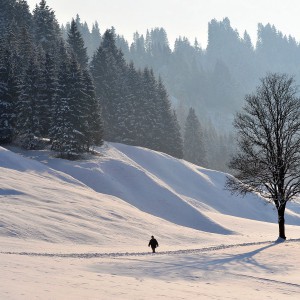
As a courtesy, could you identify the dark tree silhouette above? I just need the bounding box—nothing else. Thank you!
[226,73,300,240]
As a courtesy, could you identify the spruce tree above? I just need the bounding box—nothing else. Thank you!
[14,0,32,30]
[40,51,58,136]
[50,42,71,153]
[17,25,35,71]
[74,15,91,49]
[33,0,61,51]
[130,32,146,68]
[122,62,143,145]
[0,25,21,143]
[51,57,74,157]
[155,77,183,158]
[51,47,89,158]
[67,54,86,153]
[184,107,206,166]
[0,0,16,39]
[82,69,103,149]
[67,19,88,69]
[139,67,159,149]
[169,110,184,159]
[16,53,42,148]
[90,21,101,57]
[156,77,173,150]
[0,42,13,143]
[90,29,127,142]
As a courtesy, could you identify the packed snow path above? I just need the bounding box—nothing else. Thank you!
[2,239,300,259]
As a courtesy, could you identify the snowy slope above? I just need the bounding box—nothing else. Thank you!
[1,142,300,250]
[1,143,300,300]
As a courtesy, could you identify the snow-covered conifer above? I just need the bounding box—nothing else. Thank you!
[82,69,103,149]
[90,29,127,142]
[33,0,61,50]
[16,53,42,148]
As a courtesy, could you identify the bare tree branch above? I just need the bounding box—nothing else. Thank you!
[226,73,300,239]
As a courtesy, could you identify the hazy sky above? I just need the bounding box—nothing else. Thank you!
[26,0,300,48]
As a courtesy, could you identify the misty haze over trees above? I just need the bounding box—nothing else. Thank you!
[1,0,300,172]
[60,15,300,171]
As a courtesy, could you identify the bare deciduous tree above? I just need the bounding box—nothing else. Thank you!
[226,73,300,240]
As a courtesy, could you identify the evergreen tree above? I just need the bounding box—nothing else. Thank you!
[16,53,42,148]
[169,110,184,158]
[0,0,16,39]
[40,51,58,136]
[0,43,14,143]
[17,25,35,71]
[33,0,61,51]
[82,69,103,148]
[62,18,101,60]
[67,54,86,152]
[60,24,68,40]
[50,52,82,157]
[51,49,93,157]
[74,14,91,52]
[139,67,159,149]
[90,28,127,142]
[144,27,171,69]
[14,0,32,30]
[50,42,74,155]
[122,62,143,145]
[50,58,73,155]
[184,108,206,166]
[155,76,183,158]
[67,19,88,69]
[90,21,101,57]
[130,32,146,68]
[116,34,130,60]
[0,25,21,143]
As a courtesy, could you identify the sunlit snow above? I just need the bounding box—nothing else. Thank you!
[1,143,300,299]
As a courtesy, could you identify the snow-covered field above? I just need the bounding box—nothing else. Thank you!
[1,143,300,299]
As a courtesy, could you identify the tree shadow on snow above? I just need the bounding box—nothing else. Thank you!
[90,241,288,282]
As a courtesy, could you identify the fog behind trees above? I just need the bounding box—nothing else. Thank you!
[1,1,298,173]
[63,16,300,171]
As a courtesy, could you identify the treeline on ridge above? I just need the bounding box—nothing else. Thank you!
[62,15,300,171]
[3,1,294,170]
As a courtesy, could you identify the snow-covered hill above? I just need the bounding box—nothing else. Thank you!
[1,142,300,252]
[1,143,300,299]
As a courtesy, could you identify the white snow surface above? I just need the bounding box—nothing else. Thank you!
[1,142,300,299]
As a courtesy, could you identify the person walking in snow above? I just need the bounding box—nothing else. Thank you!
[148,235,159,253]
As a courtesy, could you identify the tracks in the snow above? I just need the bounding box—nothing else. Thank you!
[1,238,299,259]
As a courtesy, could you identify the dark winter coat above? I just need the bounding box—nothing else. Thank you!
[148,238,159,249]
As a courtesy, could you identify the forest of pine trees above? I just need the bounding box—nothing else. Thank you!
[0,0,183,160]
[61,15,300,171]
[134,21,300,171]
[0,0,104,158]
[2,1,299,171]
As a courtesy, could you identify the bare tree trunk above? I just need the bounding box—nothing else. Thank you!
[278,205,286,240]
